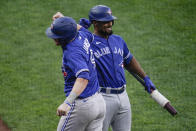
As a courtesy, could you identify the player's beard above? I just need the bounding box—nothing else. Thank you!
[95,21,113,38]
[98,28,113,37]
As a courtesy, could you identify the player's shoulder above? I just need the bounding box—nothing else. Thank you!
[110,34,123,40]
[68,33,90,54]
[79,27,92,34]
[79,27,93,37]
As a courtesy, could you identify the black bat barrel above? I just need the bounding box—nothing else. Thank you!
[164,102,178,116]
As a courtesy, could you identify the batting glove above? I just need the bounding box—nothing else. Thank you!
[79,18,91,29]
[144,76,156,93]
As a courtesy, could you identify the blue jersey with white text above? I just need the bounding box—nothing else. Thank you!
[61,29,99,98]
[92,34,133,88]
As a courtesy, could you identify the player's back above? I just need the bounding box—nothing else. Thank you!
[62,31,99,98]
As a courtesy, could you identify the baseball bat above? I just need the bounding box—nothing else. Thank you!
[130,72,177,116]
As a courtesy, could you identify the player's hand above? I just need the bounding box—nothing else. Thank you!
[79,18,91,29]
[144,76,156,93]
[53,12,64,20]
[56,102,71,116]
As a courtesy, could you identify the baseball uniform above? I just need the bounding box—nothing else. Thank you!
[57,29,106,131]
[91,31,133,131]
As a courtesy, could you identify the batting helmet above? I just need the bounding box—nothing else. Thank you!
[46,16,77,42]
[89,5,117,22]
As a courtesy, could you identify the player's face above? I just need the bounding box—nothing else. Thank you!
[53,38,67,46]
[96,21,113,37]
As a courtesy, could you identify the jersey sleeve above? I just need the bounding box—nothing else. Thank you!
[65,48,90,80]
[122,39,133,65]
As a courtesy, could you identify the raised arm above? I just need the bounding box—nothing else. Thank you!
[52,12,82,30]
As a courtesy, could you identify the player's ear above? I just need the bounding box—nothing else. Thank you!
[92,20,95,24]
[92,21,97,26]
[92,21,98,28]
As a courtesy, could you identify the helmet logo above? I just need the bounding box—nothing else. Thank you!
[107,10,112,15]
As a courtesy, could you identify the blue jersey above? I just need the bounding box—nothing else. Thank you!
[61,29,99,98]
[92,34,133,88]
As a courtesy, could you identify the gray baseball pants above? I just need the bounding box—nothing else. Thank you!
[57,93,106,131]
[101,90,131,131]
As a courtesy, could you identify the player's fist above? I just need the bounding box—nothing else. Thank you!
[56,102,71,116]
[144,76,156,93]
[53,12,64,20]
[79,18,91,29]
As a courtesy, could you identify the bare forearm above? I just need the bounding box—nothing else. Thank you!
[125,56,146,79]
[72,78,88,95]
[65,78,88,104]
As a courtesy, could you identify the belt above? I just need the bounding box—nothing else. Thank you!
[99,85,126,94]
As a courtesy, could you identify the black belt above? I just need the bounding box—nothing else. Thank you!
[100,85,126,94]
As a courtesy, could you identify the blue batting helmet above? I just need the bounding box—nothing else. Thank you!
[46,16,77,42]
[89,5,117,22]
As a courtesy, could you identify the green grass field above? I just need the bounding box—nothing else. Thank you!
[0,0,195,130]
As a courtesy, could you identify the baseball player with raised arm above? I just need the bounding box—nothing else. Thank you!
[46,16,106,131]
[53,5,156,131]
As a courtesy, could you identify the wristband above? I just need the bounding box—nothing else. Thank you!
[64,101,72,107]
[64,91,78,104]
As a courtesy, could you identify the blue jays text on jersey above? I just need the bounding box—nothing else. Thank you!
[92,34,133,89]
[61,28,99,98]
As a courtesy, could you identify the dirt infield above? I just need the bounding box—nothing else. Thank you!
[0,118,10,131]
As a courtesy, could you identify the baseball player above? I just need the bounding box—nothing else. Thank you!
[80,5,156,131]
[53,5,156,131]
[46,16,106,131]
